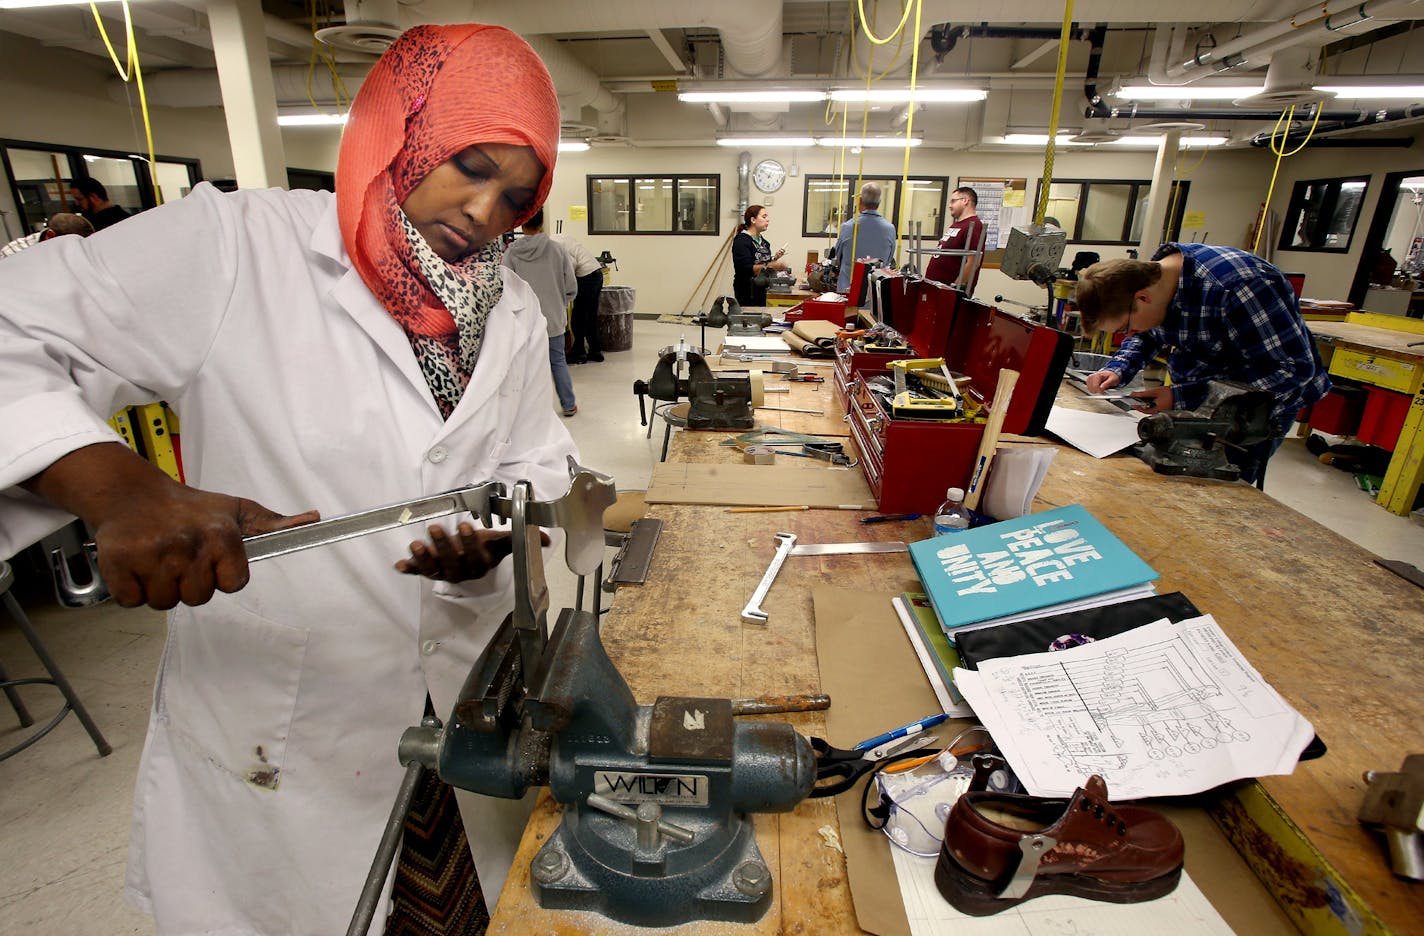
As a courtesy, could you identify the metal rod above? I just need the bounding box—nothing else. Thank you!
[730,693,832,716]
[347,759,425,936]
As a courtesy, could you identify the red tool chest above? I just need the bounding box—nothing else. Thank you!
[834,276,1072,513]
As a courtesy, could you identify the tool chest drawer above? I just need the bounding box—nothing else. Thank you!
[1327,347,1422,396]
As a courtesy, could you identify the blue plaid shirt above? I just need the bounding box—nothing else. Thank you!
[1104,243,1329,427]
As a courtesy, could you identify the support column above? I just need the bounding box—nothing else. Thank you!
[1137,130,1181,258]
[206,0,287,189]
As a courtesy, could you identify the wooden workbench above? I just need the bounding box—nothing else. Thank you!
[1308,313,1424,516]
[490,377,1424,935]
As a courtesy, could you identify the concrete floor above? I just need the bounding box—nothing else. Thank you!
[3,316,1422,935]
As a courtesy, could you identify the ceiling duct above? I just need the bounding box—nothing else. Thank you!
[316,0,403,55]
[1233,48,1329,107]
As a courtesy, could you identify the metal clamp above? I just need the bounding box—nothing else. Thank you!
[740,532,797,624]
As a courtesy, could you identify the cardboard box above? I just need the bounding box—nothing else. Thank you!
[834,276,1072,512]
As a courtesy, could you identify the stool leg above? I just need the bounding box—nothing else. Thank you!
[661,419,673,462]
[1,592,112,757]
[575,574,586,613]
[0,658,37,728]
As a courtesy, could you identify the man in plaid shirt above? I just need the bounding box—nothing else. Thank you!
[1075,243,1329,479]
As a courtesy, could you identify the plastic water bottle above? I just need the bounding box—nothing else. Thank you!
[932,487,971,536]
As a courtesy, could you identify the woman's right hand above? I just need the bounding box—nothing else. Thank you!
[94,487,320,609]
[23,442,320,610]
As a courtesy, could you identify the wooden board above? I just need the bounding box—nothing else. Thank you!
[1309,320,1424,361]
[645,462,874,509]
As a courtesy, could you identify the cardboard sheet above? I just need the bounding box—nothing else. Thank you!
[645,462,875,508]
[813,585,944,936]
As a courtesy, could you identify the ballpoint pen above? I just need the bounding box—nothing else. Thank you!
[853,712,950,752]
[860,513,922,523]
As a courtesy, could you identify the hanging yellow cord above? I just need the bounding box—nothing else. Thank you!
[1035,0,1076,225]
[308,0,352,115]
[1252,103,1323,253]
[89,1,161,203]
[892,0,925,265]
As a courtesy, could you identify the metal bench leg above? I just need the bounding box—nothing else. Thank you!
[0,589,112,760]
[0,657,36,728]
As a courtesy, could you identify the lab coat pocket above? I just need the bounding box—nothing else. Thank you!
[156,603,310,789]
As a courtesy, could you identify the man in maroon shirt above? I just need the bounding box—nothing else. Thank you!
[925,186,987,297]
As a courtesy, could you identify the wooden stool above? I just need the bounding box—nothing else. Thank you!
[647,402,691,462]
[0,560,111,761]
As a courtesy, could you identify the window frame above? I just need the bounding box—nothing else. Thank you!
[800,173,950,238]
[1276,175,1370,254]
[1031,177,1191,245]
[585,173,722,235]
[1,138,201,234]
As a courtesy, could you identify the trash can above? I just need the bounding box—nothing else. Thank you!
[598,285,635,353]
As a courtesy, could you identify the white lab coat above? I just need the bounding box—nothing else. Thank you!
[0,183,578,934]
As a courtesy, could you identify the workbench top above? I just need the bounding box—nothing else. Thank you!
[489,377,1424,934]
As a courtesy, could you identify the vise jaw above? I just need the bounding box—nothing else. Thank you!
[1360,754,1424,880]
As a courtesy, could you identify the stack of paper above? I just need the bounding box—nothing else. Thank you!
[980,445,1056,520]
[954,614,1316,798]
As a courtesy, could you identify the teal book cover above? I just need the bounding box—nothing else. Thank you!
[907,503,1158,636]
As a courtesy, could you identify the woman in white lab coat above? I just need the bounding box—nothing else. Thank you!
[0,24,574,935]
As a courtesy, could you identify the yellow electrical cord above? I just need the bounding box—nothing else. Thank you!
[89,1,161,204]
[308,0,352,116]
[1035,0,1076,226]
[1252,103,1323,253]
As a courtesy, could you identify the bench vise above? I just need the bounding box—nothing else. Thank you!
[1135,381,1277,481]
[393,463,816,927]
[705,295,773,336]
[634,338,756,430]
[1360,754,1424,880]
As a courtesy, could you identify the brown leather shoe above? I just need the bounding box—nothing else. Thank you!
[935,775,1183,916]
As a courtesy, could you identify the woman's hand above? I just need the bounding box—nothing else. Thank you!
[1084,370,1120,394]
[395,522,550,583]
[23,442,320,610]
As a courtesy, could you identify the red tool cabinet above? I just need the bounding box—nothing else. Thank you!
[834,276,1072,513]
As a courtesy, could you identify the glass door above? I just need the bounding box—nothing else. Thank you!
[3,146,76,235]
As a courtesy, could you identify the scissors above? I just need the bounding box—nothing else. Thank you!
[809,734,939,797]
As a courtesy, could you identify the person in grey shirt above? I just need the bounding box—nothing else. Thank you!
[503,208,579,415]
[834,182,898,292]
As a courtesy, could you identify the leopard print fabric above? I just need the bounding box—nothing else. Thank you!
[399,209,500,418]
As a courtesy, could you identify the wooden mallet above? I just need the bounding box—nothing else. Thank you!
[964,368,1020,512]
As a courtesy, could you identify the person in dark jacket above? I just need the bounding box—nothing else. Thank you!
[731,204,788,307]
[70,177,130,230]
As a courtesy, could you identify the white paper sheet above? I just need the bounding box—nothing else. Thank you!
[1044,406,1145,458]
[980,446,1056,520]
[890,846,1235,935]
[953,615,1315,799]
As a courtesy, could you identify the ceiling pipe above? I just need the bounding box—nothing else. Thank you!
[1248,102,1424,144]
[525,35,621,118]
[109,63,368,107]
[1084,39,1363,121]
[1167,0,1423,80]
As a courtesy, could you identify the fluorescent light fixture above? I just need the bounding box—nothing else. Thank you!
[1112,135,1229,146]
[830,88,986,103]
[715,136,816,147]
[278,113,348,127]
[816,137,921,148]
[680,91,827,104]
[1315,85,1424,99]
[557,140,590,152]
[0,0,122,7]
[1115,85,1263,101]
[1001,134,1092,146]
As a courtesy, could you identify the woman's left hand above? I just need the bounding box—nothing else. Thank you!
[395,522,550,582]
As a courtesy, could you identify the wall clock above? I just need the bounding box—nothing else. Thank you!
[752,158,787,194]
